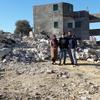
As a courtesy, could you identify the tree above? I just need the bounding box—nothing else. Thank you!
[14,20,32,37]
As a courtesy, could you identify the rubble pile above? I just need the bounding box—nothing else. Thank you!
[0,32,100,64]
[13,35,50,62]
[76,47,100,62]
[0,33,50,63]
[0,35,16,60]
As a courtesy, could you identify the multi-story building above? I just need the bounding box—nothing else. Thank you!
[33,2,100,40]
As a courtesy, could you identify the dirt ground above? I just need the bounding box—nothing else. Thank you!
[0,60,100,100]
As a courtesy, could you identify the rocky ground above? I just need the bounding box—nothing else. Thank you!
[0,60,100,100]
[0,33,100,100]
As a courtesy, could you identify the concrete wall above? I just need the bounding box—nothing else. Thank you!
[63,17,75,33]
[63,3,73,15]
[34,3,90,40]
[74,11,89,39]
[34,4,53,33]
[34,3,64,37]
[74,17,89,39]
[63,11,89,39]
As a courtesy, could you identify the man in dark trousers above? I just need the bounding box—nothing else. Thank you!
[58,32,69,65]
[67,31,78,66]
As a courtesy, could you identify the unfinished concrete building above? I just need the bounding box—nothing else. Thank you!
[33,2,100,39]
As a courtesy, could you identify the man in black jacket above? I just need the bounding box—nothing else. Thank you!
[68,31,78,66]
[58,33,69,65]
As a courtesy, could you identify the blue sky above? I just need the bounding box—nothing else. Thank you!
[0,0,100,40]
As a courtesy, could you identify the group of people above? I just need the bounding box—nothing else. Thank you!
[50,31,78,66]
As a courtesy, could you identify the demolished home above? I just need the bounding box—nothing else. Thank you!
[34,2,100,39]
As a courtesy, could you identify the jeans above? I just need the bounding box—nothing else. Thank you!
[59,49,67,64]
[69,49,77,65]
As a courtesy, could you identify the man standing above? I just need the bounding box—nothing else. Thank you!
[68,31,78,66]
[50,34,58,64]
[58,33,69,65]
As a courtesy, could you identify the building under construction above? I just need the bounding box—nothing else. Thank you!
[34,2,100,39]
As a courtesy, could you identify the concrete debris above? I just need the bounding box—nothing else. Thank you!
[0,32,100,64]
[0,60,100,99]
[46,69,56,74]
[87,83,100,95]
[57,71,70,78]
[76,47,100,62]
[0,33,100,99]
[80,96,91,100]
[0,48,12,58]
[0,33,50,63]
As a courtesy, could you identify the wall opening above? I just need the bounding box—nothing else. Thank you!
[67,23,73,28]
[90,22,100,41]
[54,22,58,28]
[53,4,58,11]
[90,22,100,29]
[75,21,82,28]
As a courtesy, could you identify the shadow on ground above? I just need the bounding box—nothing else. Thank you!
[54,62,100,67]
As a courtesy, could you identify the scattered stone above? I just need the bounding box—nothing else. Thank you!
[56,71,70,79]
[0,33,100,100]
[62,83,66,87]
[80,96,91,100]
[88,85,100,94]
[76,48,100,62]
[46,69,56,74]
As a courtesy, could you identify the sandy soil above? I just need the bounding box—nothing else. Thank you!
[0,60,100,100]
